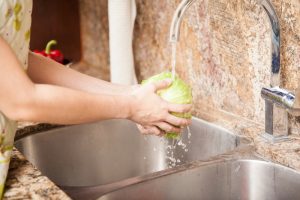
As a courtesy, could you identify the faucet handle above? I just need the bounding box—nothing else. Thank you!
[261,86,300,116]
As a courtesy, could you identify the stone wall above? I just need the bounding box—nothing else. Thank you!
[133,0,300,134]
[77,0,300,134]
[76,0,109,79]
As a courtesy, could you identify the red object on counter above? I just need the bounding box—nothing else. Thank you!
[33,40,64,63]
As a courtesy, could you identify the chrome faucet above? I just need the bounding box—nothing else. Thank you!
[169,0,196,43]
[254,0,299,142]
[169,0,300,142]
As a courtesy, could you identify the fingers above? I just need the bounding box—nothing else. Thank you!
[137,124,164,136]
[155,122,181,133]
[166,114,191,127]
[150,79,172,92]
[168,103,192,113]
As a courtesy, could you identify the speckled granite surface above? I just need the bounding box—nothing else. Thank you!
[3,148,70,200]
[0,123,70,199]
[75,0,300,170]
[194,104,300,171]
[75,0,300,133]
[73,0,110,81]
[132,0,300,134]
[2,0,299,198]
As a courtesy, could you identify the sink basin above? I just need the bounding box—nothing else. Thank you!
[99,159,300,200]
[15,117,249,198]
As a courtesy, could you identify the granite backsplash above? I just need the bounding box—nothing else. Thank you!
[76,0,300,134]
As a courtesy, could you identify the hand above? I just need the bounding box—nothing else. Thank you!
[136,124,165,137]
[128,79,192,134]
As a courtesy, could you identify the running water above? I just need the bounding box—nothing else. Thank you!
[167,42,192,167]
[187,126,192,143]
[144,42,192,168]
[165,126,192,168]
[171,41,177,80]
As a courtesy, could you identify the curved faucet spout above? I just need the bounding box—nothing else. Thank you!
[260,0,280,87]
[169,0,195,43]
[169,0,280,87]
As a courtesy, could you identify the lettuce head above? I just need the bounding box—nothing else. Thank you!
[142,72,192,139]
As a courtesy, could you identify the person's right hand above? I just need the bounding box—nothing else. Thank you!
[128,79,192,135]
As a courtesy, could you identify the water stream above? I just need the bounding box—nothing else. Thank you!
[145,41,192,168]
[171,41,177,80]
[167,41,193,168]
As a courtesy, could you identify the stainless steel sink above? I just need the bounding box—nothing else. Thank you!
[99,159,300,200]
[15,117,249,198]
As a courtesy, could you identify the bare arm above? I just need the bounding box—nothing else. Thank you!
[27,51,132,95]
[0,37,191,132]
[0,38,131,124]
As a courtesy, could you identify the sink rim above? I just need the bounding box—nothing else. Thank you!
[15,117,252,144]
[60,145,257,199]
[14,116,254,199]
[16,118,300,199]
[98,156,300,200]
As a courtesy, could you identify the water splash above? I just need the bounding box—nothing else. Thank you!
[165,126,192,168]
[187,126,192,144]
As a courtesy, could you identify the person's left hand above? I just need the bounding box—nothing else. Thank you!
[136,123,183,137]
[136,124,164,137]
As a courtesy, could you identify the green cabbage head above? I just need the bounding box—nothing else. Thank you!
[142,72,192,139]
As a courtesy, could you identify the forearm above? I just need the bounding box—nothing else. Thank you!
[27,52,132,95]
[0,36,190,132]
[0,37,131,124]
[13,84,131,124]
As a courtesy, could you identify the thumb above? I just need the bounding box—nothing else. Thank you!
[152,79,172,92]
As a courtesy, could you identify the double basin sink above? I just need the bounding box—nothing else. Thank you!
[14,117,300,199]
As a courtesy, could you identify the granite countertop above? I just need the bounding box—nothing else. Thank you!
[3,149,70,199]
[1,63,108,199]
[3,106,300,199]
[3,124,70,200]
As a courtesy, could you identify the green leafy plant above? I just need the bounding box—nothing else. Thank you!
[142,72,192,139]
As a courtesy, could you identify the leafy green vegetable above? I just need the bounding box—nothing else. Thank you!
[142,72,192,139]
